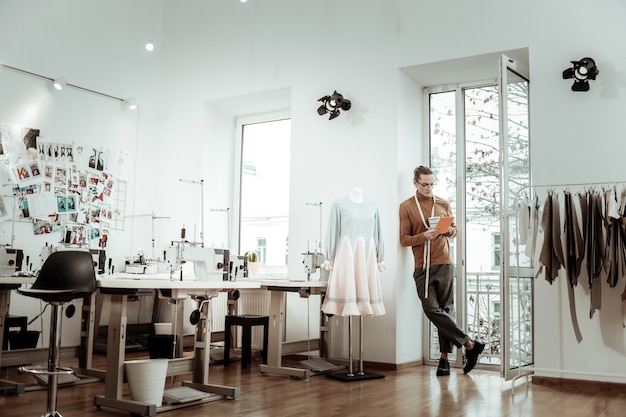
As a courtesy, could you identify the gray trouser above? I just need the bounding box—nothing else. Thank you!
[413,264,469,353]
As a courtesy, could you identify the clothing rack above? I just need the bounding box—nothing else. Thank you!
[531,180,626,188]
[514,180,626,204]
[522,180,626,194]
[511,179,626,393]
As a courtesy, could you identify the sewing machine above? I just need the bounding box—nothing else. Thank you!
[302,250,326,281]
[41,245,104,273]
[232,255,248,279]
[0,247,23,276]
[89,249,107,275]
[164,244,230,281]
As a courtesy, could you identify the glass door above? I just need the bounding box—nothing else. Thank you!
[426,54,531,375]
[426,88,458,364]
[498,55,533,381]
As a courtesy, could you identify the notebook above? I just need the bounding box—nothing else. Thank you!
[435,216,454,234]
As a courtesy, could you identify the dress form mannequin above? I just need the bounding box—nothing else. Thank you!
[323,187,385,274]
[348,187,364,203]
[324,186,385,381]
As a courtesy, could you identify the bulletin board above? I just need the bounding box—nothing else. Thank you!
[0,123,129,243]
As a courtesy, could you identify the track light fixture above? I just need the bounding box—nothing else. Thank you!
[53,77,67,91]
[124,97,138,110]
[0,63,137,110]
[317,91,351,120]
[562,57,599,92]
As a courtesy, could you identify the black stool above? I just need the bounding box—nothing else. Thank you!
[17,251,96,417]
[224,314,269,369]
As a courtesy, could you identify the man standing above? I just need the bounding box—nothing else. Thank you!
[399,166,484,376]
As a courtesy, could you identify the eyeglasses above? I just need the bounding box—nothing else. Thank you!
[417,182,436,188]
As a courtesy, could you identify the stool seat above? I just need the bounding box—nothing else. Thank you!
[224,314,269,369]
[16,287,94,303]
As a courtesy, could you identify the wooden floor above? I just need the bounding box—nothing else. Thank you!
[1,351,625,417]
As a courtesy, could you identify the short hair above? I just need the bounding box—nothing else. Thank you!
[413,166,433,181]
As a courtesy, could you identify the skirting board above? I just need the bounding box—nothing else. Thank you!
[532,375,626,393]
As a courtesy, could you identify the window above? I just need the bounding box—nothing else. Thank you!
[237,115,291,275]
[257,237,267,265]
[491,232,501,269]
[492,301,501,319]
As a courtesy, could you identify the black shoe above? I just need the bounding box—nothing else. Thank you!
[463,341,485,374]
[436,358,450,376]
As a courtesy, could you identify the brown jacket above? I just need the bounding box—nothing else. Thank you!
[399,193,457,269]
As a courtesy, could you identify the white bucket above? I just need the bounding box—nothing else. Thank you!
[124,359,168,405]
[154,322,172,335]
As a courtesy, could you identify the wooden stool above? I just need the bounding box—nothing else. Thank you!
[224,314,269,369]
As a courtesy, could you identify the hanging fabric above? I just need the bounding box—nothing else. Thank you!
[586,190,605,319]
[536,191,564,283]
[619,188,626,327]
[521,180,626,336]
[604,188,626,288]
[563,190,584,342]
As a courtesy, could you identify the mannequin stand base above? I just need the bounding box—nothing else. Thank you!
[326,370,385,382]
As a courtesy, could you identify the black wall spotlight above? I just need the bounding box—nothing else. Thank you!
[317,91,351,120]
[562,57,599,92]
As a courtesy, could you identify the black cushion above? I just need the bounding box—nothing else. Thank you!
[17,250,96,303]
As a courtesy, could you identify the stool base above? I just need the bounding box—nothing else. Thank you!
[41,412,63,417]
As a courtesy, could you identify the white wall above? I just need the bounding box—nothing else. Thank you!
[0,0,161,346]
[1,0,626,381]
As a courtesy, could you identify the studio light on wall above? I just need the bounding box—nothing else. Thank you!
[562,57,599,92]
[317,91,351,120]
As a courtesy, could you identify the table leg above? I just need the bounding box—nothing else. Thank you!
[104,294,128,400]
[0,288,25,395]
[174,300,184,358]
[78,292,95,369]
[94,289,240,415]
[258,290,310,379]
[192,297,212,385]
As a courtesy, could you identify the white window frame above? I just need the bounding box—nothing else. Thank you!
[233,110,291,275]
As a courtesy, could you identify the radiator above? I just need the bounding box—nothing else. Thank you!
[237,289,271,315]
[209,292,229,333]
[206,289,270,349]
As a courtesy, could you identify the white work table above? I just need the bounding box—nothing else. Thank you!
[0,276,36,394]
[93,276,261,416]
[249,279,328,379]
